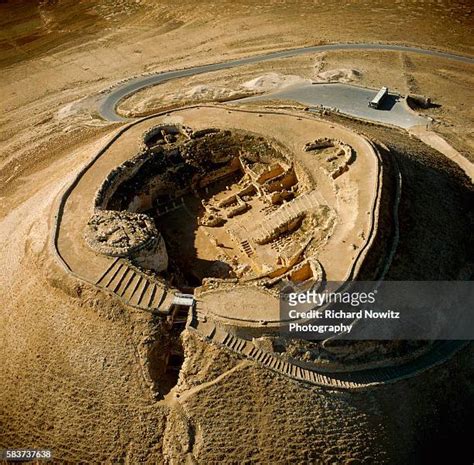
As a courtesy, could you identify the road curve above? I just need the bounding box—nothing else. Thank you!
[99,42,474,122]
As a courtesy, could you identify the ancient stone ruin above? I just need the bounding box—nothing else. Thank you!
[85,210,168,272]
[304,137,355,179]
[85,124,345,292]
[74,107,397,391]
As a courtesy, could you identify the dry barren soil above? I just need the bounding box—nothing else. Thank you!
[1,1,473,463]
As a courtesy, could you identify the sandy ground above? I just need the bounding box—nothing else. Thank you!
[1,1,473,463]
[0,137,167,462]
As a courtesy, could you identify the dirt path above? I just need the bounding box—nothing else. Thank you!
[410,126,474,182]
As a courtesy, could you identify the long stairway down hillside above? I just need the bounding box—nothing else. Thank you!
[188,307,469,389]
[95,258,174,313]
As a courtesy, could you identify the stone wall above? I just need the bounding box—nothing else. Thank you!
[132,233,168,272]
[254,212,305,245]
[143,124,191,146]
[94,148,149,210]
[84,210,169,273]
[87,125,194,273]
[304,137,356,179]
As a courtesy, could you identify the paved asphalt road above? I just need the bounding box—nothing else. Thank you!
[99,42,474,124]
[237,83,426,128]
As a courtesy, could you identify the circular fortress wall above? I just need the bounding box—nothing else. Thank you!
[84,106,383,327]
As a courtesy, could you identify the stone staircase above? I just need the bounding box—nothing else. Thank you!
[253,190,324,243]
[189,313,360,388]
[240,240,254,257]
[95,258,174,313]
[188,309,467,389]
